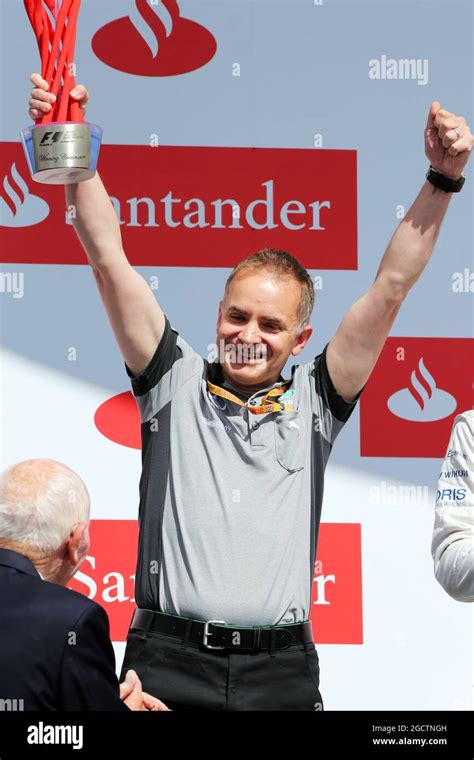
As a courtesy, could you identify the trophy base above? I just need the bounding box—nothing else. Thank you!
[20,121,103,185]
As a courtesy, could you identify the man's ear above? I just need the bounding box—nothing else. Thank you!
[68,522,90,567]
[290,324,313,356]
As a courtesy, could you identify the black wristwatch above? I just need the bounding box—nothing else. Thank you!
[426,165,465,193]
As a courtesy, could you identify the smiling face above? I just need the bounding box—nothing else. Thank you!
[216,270,313,394]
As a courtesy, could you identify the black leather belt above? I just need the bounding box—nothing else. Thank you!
[129,608,314,654]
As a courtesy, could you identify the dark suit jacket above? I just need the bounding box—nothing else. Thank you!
[0,548,129,710]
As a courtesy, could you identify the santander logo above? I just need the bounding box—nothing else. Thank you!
[360,337,470,458]
[0,142,356,268]
[92,0,217,76]
[387,357,456,422]
[0,162,49,228]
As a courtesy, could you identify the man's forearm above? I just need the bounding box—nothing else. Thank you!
[374,180,453,300]
[65,172,126,269]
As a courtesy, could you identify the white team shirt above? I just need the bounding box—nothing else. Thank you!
[431,410,474,602]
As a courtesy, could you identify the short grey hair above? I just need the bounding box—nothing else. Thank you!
[0,459,90,554]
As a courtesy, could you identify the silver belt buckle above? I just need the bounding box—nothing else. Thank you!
[203,619,226,649]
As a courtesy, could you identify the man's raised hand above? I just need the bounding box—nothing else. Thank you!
[425,102,473,180]
[28,72,89,121]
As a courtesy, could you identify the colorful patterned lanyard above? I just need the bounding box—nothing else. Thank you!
[207,379,294,415]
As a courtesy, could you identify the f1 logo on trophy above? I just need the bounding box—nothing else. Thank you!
[20,0,102,184]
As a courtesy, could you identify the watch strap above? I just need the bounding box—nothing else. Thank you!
[426,165,465,193]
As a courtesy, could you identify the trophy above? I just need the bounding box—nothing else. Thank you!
[20,0,102,184]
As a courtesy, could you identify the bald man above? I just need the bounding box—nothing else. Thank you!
[0,459,169,710]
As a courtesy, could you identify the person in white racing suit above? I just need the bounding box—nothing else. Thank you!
[431,410,473,602]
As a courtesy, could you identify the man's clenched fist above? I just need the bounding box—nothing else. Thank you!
[425,102,473,180]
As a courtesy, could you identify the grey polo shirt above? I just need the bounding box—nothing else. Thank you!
[126,314,363,626]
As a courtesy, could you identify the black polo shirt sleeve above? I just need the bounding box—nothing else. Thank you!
[312,342,365,423]
[124,314,182,397]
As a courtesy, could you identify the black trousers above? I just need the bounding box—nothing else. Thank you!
[120,627,324,711]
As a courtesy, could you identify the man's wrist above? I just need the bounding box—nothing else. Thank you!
[426,165,465,192]
[430,165,462,181]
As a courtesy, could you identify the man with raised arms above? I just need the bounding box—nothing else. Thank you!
[28,73,473,710]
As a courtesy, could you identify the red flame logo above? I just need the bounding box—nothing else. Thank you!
[92,0,217,76]
[407,357,436,411]
[0,162,49,228]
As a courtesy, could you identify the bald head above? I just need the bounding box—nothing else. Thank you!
[0,459,90,556]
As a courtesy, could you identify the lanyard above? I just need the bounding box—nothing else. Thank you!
[207,379,294,415]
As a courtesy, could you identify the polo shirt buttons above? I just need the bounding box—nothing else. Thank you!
[252,422,260,430]
[249,399,257,406]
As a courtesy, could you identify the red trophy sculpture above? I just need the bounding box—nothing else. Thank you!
[21,0,102,184]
